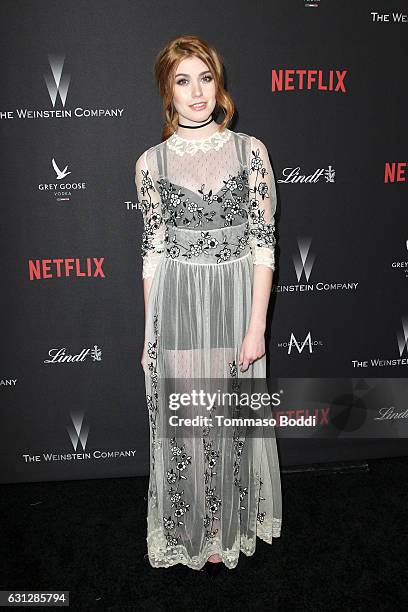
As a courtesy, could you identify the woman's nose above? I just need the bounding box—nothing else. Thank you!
[192,81,203,97]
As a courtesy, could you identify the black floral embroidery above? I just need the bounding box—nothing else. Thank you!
[201,169,250,228]
[248,148,276,250]
[163,437,192,547]
[228,359,248,520]
[203,439,222,541]
[158,179,216,228]
[157,168,249,230]
[201,394,222,541]
[146,313,160,474]
[139,169,165,259]
[165,226,250,264]
[229,359,238,379]
[256,476,266,524]
[229,357,266,525]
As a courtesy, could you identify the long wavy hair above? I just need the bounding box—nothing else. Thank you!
[154,35,235,141]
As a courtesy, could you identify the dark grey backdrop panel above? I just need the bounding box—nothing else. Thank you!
[1,0,407,483]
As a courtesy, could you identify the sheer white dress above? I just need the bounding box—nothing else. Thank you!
[134,127,282,570]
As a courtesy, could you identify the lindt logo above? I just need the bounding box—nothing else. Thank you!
[28,257,105,280]
[44,346,102,363]
[271,69,347,92]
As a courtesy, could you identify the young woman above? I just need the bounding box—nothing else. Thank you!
[134,35,282,575]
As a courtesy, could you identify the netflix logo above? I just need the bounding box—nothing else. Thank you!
[384,162,407,183]
[28,257,105,280]
[271,69,347,92]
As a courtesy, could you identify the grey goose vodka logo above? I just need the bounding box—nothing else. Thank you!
[390,239,408,279]
[304,0,321,8]
[52,158,71,179]
[352,315,408,369]
[275,237,359,294]
[38,157,87,202]
[0,53,124,120]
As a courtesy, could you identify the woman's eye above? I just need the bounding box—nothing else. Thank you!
[176,75,213,86]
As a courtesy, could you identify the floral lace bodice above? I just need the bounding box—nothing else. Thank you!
[135,127,277,279]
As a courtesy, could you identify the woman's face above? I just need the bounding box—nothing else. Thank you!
[172,55,217,125]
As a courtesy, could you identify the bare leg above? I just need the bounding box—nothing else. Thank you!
[207,553,222,563]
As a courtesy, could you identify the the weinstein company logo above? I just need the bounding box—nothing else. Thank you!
[278,165,335,184]
[0,53,124,121]
[38,158,87,202]
[43,345,102,363]
[391,240,408,279]
[352,316,408,369]
[28,257,105,280]
[44,54,70,107]
[21,408,138,464]
[370,11,408,23]
[271,69,347,92]
[67,411,89,451]
[397,317,408,358]
[294,238,315,283]
[1,378,17,387]
[275,238,358,294]
[278,331,324,355]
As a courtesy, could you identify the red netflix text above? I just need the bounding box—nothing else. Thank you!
[28,257,105,280]
[384,162,407,183]
[272,69,347,92]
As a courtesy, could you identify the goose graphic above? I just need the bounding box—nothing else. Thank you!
[52,158,71,179]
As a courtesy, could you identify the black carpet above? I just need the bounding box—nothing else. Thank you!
[1,455,407,611]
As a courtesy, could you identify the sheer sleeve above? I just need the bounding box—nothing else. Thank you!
[247,136,277,271]
[135,149,166,279]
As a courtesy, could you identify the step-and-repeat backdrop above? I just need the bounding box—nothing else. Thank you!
[1,1,407,483]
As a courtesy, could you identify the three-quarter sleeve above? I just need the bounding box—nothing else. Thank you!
[135,150,166,279]
[247,136,277,270]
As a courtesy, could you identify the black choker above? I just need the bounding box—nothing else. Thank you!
[178,115,214,129]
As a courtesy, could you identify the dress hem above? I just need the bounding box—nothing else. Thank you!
[145,521,282,571]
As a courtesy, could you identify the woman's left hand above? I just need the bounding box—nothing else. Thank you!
[239,328,266,372]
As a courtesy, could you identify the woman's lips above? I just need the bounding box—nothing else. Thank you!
[190,102,207,111]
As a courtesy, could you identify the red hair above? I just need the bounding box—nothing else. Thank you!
[154,35,235,141]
